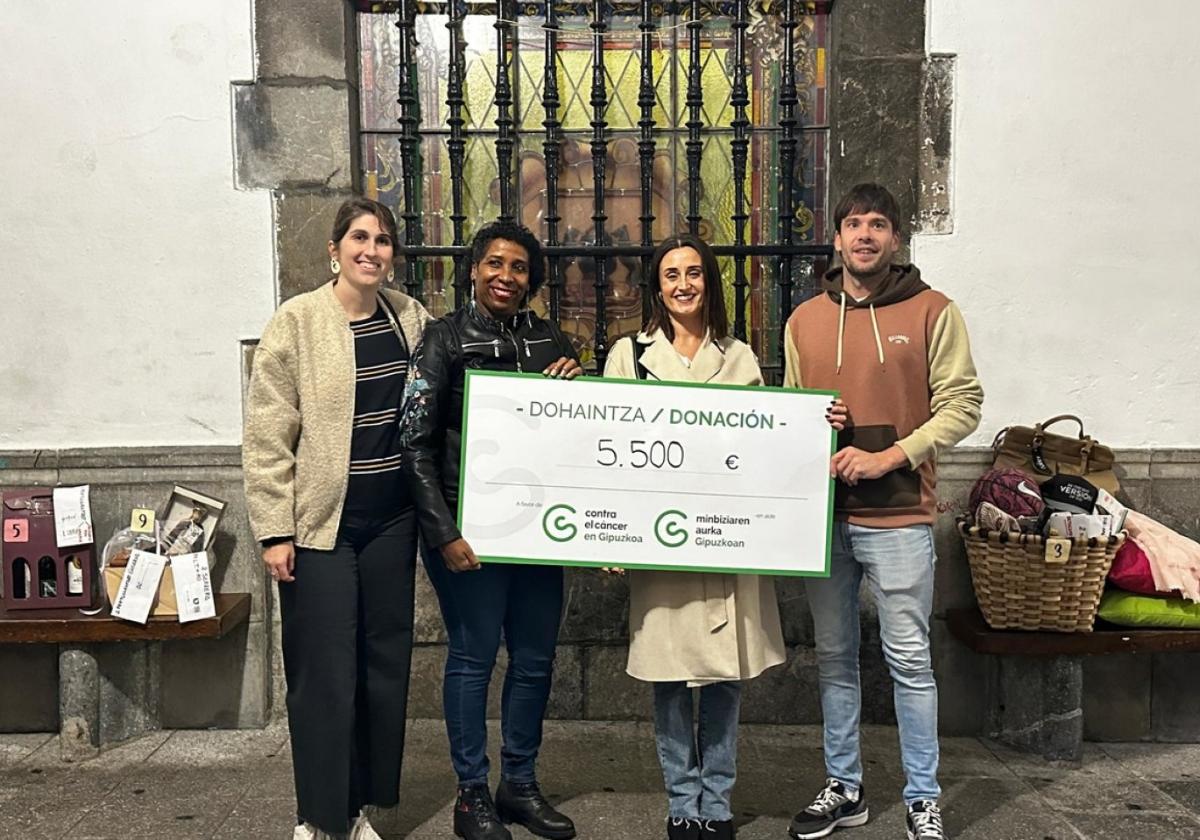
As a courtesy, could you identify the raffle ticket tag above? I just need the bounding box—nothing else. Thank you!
[170,552,217,623]
[52,485,94,547]
[110,549,167,624]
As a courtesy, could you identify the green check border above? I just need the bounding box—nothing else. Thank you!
[458,369,838,577]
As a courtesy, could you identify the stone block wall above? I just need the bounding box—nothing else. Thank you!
[234,0,360,303]
[0,448,270,731]
[399,447,1200,740]
[2,447,1199,742]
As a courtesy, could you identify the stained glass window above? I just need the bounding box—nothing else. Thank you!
[357,2,829,368]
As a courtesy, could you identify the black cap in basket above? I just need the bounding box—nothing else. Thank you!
[1039,474,1099,515]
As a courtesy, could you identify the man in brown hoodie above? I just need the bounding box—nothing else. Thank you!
[784,184,982,840]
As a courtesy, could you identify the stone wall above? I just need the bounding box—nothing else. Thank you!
[402,447,1200,741]
[0,449,269,732]
[5,447,1196,743]
[234,0,361,304]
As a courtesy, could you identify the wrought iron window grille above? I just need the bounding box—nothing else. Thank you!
[358,0,834,378]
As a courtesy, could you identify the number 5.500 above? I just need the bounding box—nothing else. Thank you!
[596,439,685,469]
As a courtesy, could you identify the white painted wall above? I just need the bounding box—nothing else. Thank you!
[0,2,274,448]
[918,1,1200,447]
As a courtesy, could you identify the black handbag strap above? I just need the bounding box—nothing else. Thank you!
[633,337,649,380]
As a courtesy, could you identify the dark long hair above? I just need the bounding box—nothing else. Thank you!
[644,233,728,342]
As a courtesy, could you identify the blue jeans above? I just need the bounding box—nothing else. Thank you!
[805,522,939,803]
[421,547,563,787]
[653,681,742,821]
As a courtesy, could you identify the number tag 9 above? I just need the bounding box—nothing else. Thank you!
[130,508,156,534]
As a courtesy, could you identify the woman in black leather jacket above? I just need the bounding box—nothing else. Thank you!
[399,220,581,840]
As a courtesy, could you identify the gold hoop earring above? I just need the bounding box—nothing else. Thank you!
[330,258,341,275]
[387,268,395,282]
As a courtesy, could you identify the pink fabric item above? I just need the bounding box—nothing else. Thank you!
[1107,539,1167,596]
[1124,510,1200,603]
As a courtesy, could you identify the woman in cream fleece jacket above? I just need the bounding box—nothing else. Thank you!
[244,198,430,840]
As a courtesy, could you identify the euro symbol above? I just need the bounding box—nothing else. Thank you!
[542,504,577,543]
[725,454,740,470]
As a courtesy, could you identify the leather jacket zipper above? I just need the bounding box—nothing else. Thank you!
[504,328,523,372]
[523,337,552,358]
[462,338,501,358]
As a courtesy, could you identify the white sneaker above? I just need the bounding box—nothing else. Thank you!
[293,824,319,840]
[349,812,383,840]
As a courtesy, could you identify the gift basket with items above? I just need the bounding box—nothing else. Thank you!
[1,483,226,626]
[2,487,97,611]
[960,414,1200,633]
[100,486,227,623]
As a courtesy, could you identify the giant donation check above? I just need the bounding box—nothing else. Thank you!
[458,370,836,576]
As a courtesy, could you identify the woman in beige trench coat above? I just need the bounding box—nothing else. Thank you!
[602,234,790,840]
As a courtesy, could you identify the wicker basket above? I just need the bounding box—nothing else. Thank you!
[957,518,1125,632]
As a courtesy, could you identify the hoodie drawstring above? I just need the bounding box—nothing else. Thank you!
[868,303,885,366]
[836,292,847,374]
[835,292,886,373]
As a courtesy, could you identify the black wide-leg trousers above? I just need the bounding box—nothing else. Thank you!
[280,509,418,835]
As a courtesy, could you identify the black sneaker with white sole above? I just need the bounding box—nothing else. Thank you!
[788,779,869,839]
[906,800,946,840]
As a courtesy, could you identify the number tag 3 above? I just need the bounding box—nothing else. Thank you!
[1044,536,1071,565]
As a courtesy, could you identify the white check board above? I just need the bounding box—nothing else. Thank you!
[458,371,836,575]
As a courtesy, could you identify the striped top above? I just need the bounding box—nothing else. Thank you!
[344,307,412,520]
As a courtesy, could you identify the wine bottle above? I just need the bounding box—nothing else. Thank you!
[12,559,30,599]
[38,556,57,598]
[67,556,84,596]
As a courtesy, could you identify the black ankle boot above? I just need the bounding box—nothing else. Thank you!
[495,779,576,839]
[667,817,702,840]
[699,818,735,840]
[453,785,512,840]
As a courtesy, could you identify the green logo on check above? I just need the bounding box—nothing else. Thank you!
[542,504,578,543]
[654,509,689,548]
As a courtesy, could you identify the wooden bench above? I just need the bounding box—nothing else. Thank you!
[0,594,251,759]
[947,606,1200,761]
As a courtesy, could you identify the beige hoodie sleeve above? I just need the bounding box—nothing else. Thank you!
[783,324,805,389]
[243,324,302,543]
[896,301,983,468]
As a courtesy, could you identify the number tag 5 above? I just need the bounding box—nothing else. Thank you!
[3,518,29,543]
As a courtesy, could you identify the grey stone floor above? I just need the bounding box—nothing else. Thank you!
[3,720,1200,839]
